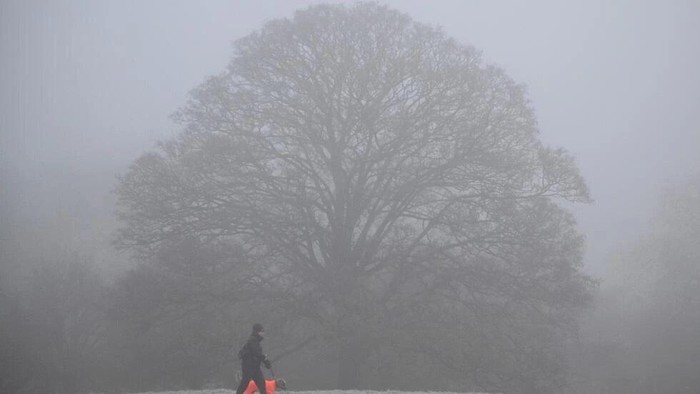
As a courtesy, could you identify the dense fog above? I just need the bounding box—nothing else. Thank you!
[1,1,699,393]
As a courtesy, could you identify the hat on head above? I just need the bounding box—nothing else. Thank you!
[252,323,264,333]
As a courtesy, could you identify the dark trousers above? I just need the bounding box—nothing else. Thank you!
[236,365,267,394]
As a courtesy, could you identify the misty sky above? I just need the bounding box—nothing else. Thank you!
[1,0,699,278]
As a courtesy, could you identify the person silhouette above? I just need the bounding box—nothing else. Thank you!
[236,323,272,394]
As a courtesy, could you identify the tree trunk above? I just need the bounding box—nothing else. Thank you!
[337,336,366,389]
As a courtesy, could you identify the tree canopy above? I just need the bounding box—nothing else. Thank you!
[115,4,593,392]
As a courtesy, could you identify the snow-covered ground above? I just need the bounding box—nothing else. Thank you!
[129,390,492,394]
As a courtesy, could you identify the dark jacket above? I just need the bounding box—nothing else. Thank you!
[238,333,269,369]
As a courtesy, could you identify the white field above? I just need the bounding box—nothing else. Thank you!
[129,390,493,394]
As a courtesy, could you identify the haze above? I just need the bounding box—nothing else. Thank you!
[1,1,699,393]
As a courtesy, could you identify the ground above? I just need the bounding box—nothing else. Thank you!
[128,390,493,394]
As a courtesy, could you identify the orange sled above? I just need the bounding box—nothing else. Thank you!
[244,378,287,394]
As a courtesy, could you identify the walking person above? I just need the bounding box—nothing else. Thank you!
[236,323,272,394]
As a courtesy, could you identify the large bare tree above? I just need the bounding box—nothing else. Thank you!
[116,3,593,391]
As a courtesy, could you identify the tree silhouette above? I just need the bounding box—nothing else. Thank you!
[116,4,593,391]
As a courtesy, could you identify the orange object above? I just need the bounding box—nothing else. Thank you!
[244,379,277,394]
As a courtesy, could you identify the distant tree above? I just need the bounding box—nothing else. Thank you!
[3,256,108,394]
[589,178,700,394]
[116,3,593,391]
[0,283,27,393]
